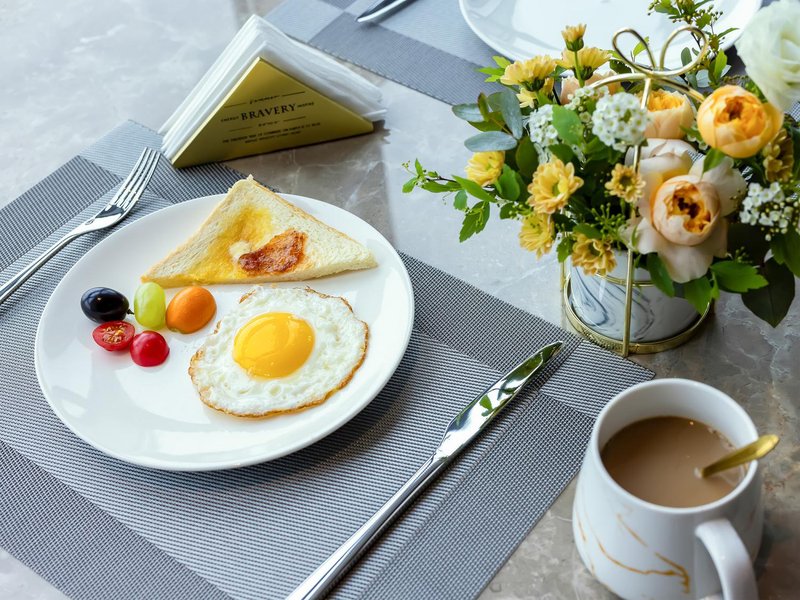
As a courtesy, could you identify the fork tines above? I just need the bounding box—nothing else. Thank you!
[105,147,161,212]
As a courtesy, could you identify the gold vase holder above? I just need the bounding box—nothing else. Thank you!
[562,25,713,357]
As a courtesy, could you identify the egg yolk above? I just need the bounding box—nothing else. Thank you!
[232,312,314,378]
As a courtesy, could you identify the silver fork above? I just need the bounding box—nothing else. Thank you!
[0,147,160,306]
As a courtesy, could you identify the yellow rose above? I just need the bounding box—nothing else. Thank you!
[644,90,694,139]
[528,158,583,214]
[465,151,504,187]
[571,233,616,276]
[559,71,621,105]
[519,212,555,257]
[696,85,783,158]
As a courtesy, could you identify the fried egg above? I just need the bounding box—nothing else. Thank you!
[189,287,368,417]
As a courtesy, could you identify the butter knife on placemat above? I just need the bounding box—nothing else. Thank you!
[288,340,564,600]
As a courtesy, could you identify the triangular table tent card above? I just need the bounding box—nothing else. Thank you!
[171,58,375,167]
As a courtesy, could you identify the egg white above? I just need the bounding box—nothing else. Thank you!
[190,287,367,417]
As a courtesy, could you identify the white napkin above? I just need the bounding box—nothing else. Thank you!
[161,15,385,160]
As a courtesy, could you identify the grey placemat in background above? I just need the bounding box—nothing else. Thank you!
[0,121,653,600]
[267,0,500,105]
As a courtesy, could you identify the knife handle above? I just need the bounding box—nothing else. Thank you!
[287,454,448,600]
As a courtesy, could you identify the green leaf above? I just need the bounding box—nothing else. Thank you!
[702,148,727,172]
[453,175,496,203]
[459,201,491,242]
[771,228,800,277]
[421,181,457,193]
[495,165,521,201]
[711,260,768,293]
[551,106,583,146]
[712,50,728,83]
[402,177,417,194]
[683,276,713,314]
[573,223,602,239]
[646,253,675,297]
[632,37,650,59]
[742,259,796,327]
[549,144,575,163]
[496,88,524,139]
[492,55,511,68]
[680,47,692,66]
[414,159,423,176]
[515,137,539,180]
[477,93,491,121]
[556,236,574,262]
[453,189,467,211]
[464,131,518,152]
[452,103,484,122]
[728,223,770,264]
[499,203,516,219]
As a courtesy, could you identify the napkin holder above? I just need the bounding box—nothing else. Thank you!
[171,57,375,168]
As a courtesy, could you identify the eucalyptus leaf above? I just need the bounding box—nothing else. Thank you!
[452,103,484,122]
[465,131,518,152]
[742,259,795,327]
[496,88,524,139]
[646,253,675,297]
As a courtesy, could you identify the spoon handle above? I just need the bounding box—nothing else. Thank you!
[700,434,779,478]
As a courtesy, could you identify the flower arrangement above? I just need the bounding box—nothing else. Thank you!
[404,0,800,327]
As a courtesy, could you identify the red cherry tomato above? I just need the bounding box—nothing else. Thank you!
[92,321,135,352]
[129,331,170,367]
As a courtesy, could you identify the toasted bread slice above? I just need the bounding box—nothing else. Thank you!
[142,176,377,287]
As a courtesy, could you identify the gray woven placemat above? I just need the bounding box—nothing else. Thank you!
[0,120,653,600]
[267,0,501,105]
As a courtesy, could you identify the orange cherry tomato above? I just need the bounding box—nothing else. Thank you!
[165,287,216,333]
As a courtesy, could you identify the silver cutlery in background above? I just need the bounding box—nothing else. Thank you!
[356,0,416,23]
[0,148,160,305]
[287,340,564,600]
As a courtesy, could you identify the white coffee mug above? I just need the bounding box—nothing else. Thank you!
[573,379,762,600]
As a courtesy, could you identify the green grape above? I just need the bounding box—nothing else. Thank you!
[134,282,166,330]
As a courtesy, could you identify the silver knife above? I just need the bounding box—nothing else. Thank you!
[356,0,416,23]
[286,341,564,600]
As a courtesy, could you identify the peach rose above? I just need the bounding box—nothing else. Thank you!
[559,71,620,105]
[696,85,783,158]
[644,90,695,139]
[633,156,746,282]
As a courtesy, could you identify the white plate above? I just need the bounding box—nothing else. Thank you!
[35,194,414,471]
[459,0,762,67]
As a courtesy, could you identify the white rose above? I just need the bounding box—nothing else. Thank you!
[736,0,800,111]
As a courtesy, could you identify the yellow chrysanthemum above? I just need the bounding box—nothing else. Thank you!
[605,163,645,203]
[527,158,584,214]
[571,233,617,276]
[561,23,586,47]
[465,151,504,187]
[763,128,794,183]
[519,212,555,257]
[516,80,554,108]
[558,47,610,76]
[500,56,557,88]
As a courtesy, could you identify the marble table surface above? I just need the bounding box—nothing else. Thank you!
[1,0,797,598]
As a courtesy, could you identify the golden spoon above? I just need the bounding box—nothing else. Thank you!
[698,434,779,478]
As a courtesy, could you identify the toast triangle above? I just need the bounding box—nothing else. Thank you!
[142,176,376,287]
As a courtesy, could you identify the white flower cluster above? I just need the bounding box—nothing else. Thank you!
[740,182,799,240]
[566,86,605,124]
[528,104,558,153]
[591,92,648,152]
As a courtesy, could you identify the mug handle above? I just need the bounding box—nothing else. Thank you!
[695,519,757,600]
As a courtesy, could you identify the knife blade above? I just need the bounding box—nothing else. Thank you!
[286,340,564,600]
[356,0,415,23]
